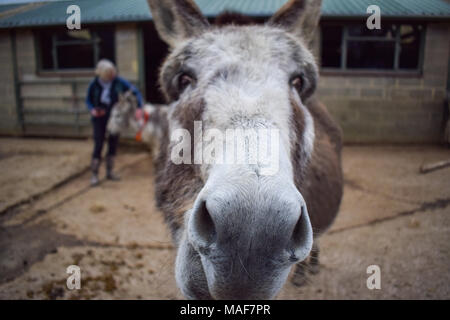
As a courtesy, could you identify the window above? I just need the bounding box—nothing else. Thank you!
[37,26,115,71]
[321,23,424,72]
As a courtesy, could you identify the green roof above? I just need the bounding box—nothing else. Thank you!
[0,0,449,28]
[321,0,450,18]
[199,0,450,19]
[0,3,24,14]
[0,0,151,28]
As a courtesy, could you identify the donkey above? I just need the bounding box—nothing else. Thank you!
[147,0,343,299]
[140,104,169,159]
[107,89,166,156]
[107,90,139,135]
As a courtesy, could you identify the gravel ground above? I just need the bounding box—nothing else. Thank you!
[0,138,449,299]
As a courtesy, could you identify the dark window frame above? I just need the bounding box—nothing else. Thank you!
[34,25,116,75]
[320,21,426,76]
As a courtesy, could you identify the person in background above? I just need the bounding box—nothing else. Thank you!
[86,59,143,186]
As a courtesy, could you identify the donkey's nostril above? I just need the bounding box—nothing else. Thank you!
[191,201,217,247]
[292,206,307,245]
[289,204,313,261]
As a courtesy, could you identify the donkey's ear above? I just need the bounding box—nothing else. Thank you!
[268,0,322,45]
[147,0,209,47]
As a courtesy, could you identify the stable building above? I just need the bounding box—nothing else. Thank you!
[0,0,449,143]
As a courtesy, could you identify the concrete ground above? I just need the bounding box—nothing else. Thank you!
[0,137,449,300]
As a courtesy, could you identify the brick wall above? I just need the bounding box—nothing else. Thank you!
[317,22,450,143]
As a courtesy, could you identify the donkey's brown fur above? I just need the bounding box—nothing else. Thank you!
[293,97,343,234]
[153,99,205,238]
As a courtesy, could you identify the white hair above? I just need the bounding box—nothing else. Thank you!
[95,59,117,78]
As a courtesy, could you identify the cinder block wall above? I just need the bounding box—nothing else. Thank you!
[15,29,35,79]
[0,25,142,137]
[116,23,139,83]
[115,23,141,139]
[13,29,91,136]
[1,22,449,142]
[317,23,450,143]
[0,30,18,135]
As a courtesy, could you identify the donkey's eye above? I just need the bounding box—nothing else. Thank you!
[290,75,303,93]
[178,73,194,92]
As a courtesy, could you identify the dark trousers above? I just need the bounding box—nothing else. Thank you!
[91,111,120,160]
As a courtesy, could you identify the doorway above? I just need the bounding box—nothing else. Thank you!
[142,22,169,104]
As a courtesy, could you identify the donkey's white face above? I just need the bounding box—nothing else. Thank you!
[148,0,321,299]
[107,90,138,135]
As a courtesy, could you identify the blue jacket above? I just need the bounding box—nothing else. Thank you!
[86,76,143,111]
